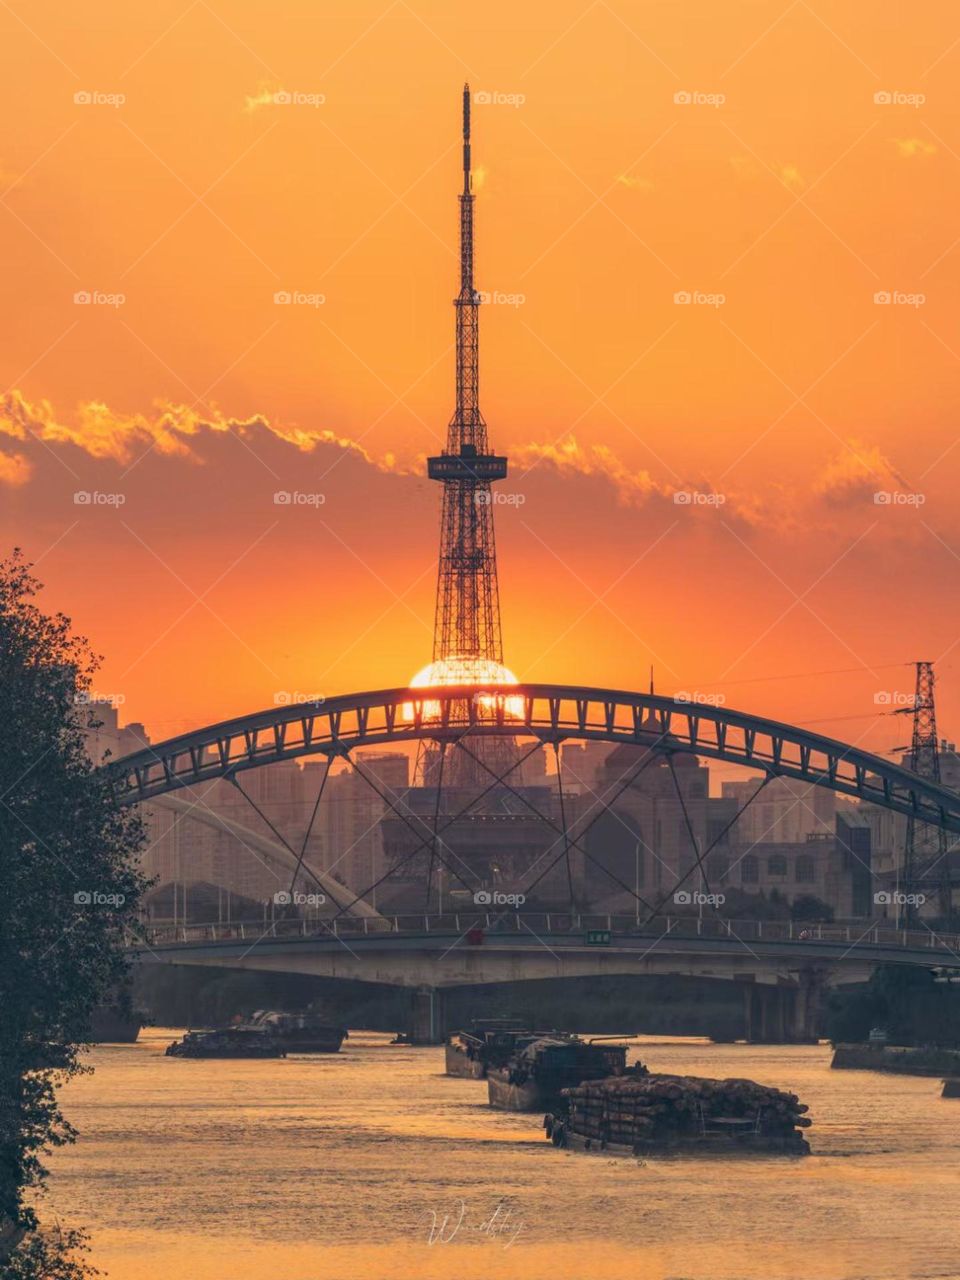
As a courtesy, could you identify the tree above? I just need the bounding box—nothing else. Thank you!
[790,894,834,923]
[0,551,146,1277]
[825,964,960,1046]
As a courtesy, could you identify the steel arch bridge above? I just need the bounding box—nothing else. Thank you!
[108,682,960,833]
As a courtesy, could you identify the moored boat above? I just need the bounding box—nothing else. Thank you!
[165,1027,285,1058]
[487,1036,631,1112]
[246,1010,347,1053]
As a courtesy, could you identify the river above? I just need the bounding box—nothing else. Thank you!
[45,1029,959,1280]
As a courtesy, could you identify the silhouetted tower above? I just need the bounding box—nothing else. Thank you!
[427,84,508,667]
[901,661,950,919]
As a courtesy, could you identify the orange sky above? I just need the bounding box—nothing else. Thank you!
[1,0,959,755]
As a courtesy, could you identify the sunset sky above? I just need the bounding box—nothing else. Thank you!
[1,1,959,757]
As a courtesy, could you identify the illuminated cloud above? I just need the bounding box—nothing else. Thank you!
[243,83,281,113]
[615,173,654,192]
[892,138,937,158]
[513,436,664,504]
[0,391,403,477]
[814,439,908,506]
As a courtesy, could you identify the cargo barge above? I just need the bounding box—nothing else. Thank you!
[546,1072,812,1156]
[487,1036,631,1112]
[247,1010,347,1053]
[445,1019,531,1079]
[165,1028,285,1058]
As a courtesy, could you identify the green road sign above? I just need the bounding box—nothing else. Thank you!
[585,929,611,946]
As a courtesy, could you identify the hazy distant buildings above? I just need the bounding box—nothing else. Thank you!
[721,775,835,845]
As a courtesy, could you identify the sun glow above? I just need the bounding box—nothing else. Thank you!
[403,656,525,722]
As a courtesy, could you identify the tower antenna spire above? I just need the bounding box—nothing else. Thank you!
[462,81,471,197]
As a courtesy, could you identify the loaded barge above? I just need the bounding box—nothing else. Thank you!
[546,1073,812,1156]
[445,1020,532,1079]
[248,1010,347,1053]
[487,1036,631,1112]
[165,1027,285,1058]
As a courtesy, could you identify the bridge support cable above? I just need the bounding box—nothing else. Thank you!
[665,754,721,912]
[225,771,354,917]
[424,743,447,911]
[641,772,774,928]
[455,738,660,912]
[345,748,477,895]
[552,742,576,911]
[329,738,549,923]
[285,757,332,903]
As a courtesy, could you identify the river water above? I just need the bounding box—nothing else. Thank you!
[46,1029,959,1280]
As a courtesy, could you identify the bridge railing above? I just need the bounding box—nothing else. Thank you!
[129,912,960,955]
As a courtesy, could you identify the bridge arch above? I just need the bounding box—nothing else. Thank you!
[109,683,960,833]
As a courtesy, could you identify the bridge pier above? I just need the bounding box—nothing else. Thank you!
[742,974,823,1044]
[408,986,446,1045]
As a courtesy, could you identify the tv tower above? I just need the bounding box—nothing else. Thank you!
[427,84,508,670]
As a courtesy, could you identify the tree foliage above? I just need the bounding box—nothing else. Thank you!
[0,551,145,1276]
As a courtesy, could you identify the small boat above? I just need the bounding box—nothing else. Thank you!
[487,1036,631,1112]
[246,1010,347,1053]
[165,1027,285,1058]
[445,1019,530,1078]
